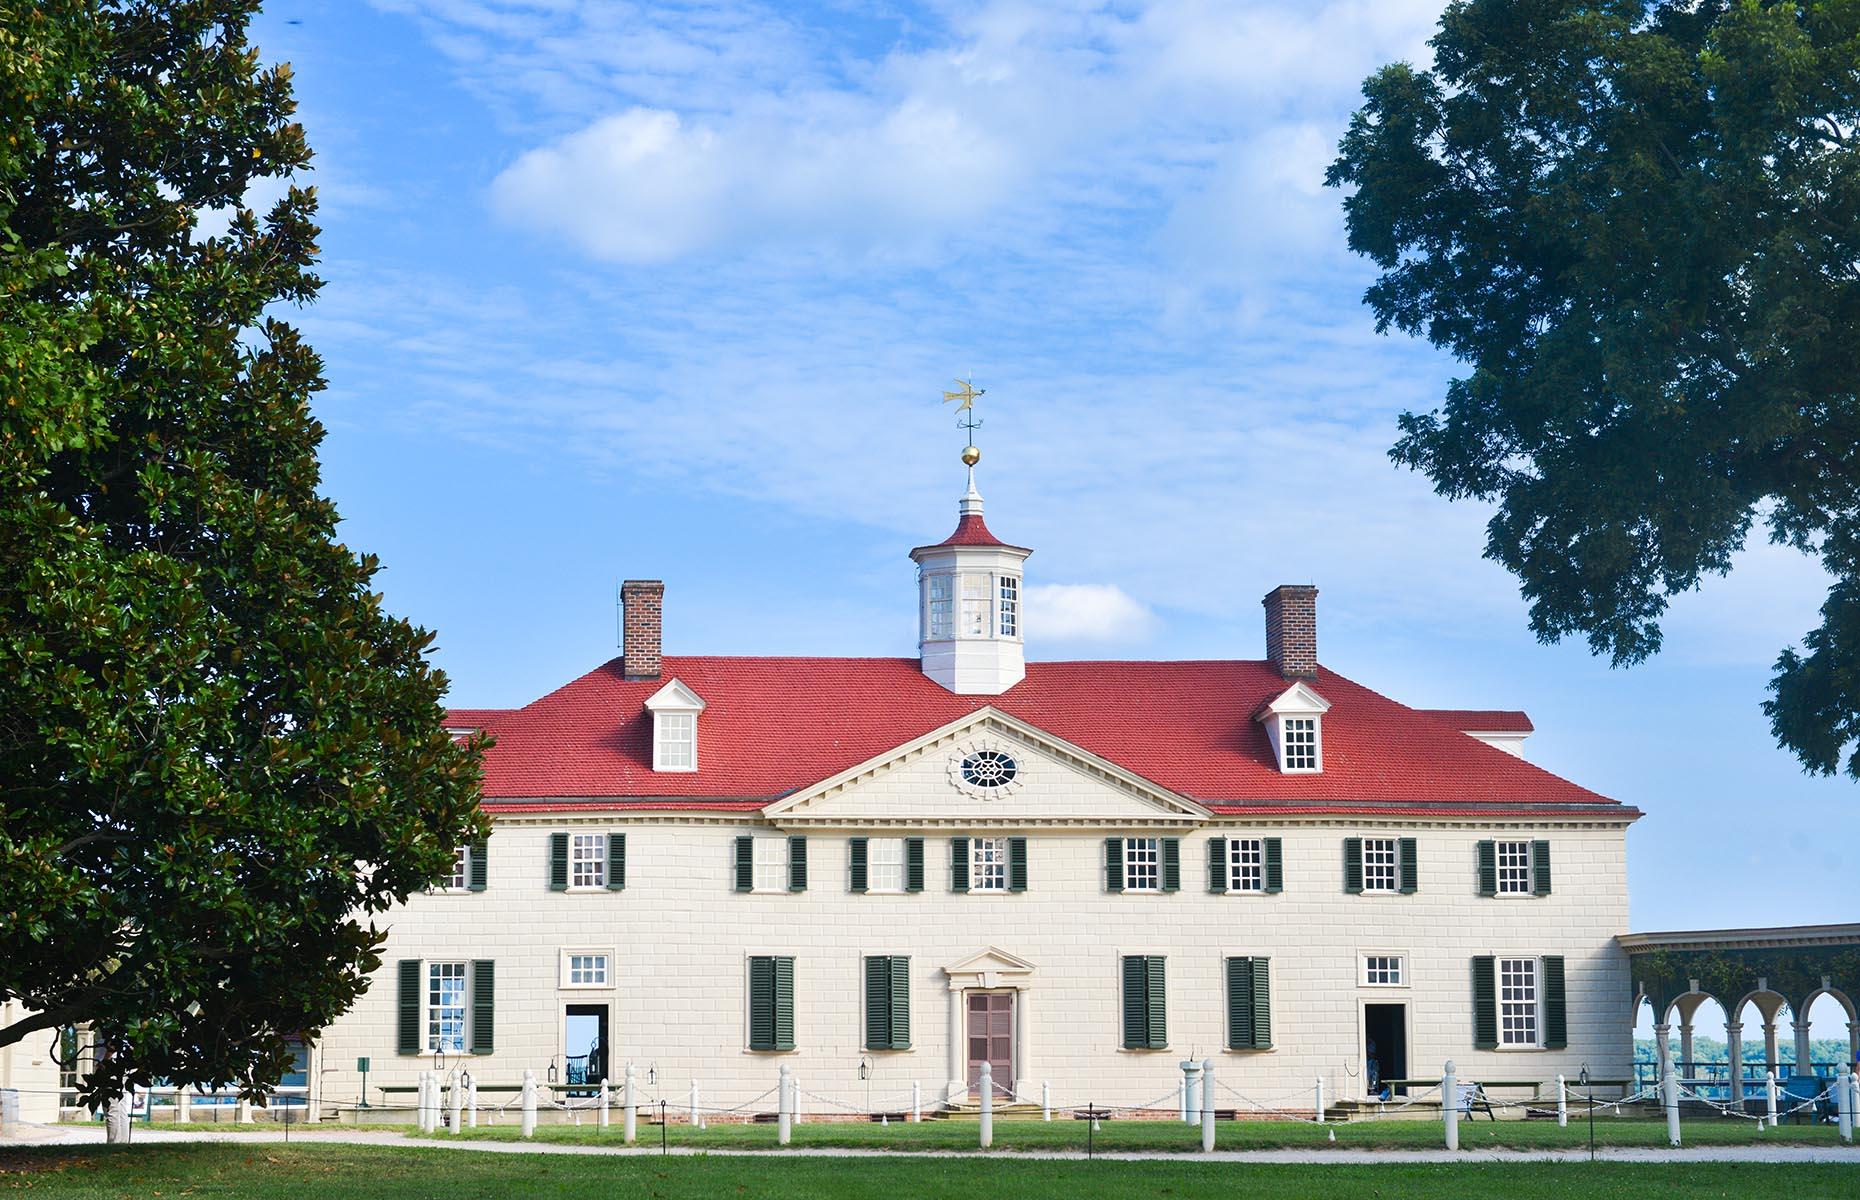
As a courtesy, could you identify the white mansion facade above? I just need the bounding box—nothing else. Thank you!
[302,469,1639,1116]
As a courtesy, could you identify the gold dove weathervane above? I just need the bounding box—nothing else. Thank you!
[943,377,986,467]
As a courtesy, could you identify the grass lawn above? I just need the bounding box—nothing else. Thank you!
[1,1143,1855,1199]
[412,1114,1849,1152]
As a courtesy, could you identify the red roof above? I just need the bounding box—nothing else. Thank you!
[445,708,511,731]
[1419,709,1535,734]
[455,657,1628,818]
[909,512,1029,556]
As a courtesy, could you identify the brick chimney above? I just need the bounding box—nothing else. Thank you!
[620,580,664,680]
[1263,584,1318,680]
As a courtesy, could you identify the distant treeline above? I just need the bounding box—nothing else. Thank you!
[1634,1037,1852,1064]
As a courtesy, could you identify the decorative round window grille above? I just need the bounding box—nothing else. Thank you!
[959,750,1019,789]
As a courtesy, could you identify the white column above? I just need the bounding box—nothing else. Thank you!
[1652,1023,1672,1077]
[1725,1021,1745,1105]
[520,1069,537,1139]
[1765,1069,1779,1128]
[1662,1059,1680,1146]
[1014,987,1030,1101]
[1199,1059,1215,1153]
[1793,1018,1815,1078]
[777,1065,791,1146]
[947,988,965,1103]
[623,1064,637,1144]
[1763,1021,1780,1077]
[1442,1060,1458,1151]
[978,1062,993,1149]
[1556,1074,1567,1128]
[1678,1021,1696,1080]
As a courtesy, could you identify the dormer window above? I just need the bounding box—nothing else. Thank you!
[1256,682,1330,774]
[644,679,706,773]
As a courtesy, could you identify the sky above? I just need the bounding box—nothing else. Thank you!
[250,0,1851,1032]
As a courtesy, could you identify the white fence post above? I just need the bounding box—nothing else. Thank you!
[791,1075,801,1125]
[911,1080,921,1123]
[520,1069,537,1139]
[1662,1059,1681,1147]
[447,1072,461,1134]
[1179,1059,1192,1123]
[689,1080,699,1127]
[1556,1073,1567,1128]
[598,1080,610,1130]
[176,1088,191,1124]
[978,1062,994,1149]
[1042,1080,1051,1122]
[778,1065,792,1146]
[1314,1075,1324,1124]
[1837,1063,1853,1144]
[1765,1068,1779,1128]
[623,1064,637,1144]
[1200,1059,1216,1153]
[1442,1060,1459,1151]
[468,1075,479,1129]
[414,1073,428,1133]
[237,1094,253,1124]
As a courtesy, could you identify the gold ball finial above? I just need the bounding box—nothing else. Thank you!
[961,444,981,467]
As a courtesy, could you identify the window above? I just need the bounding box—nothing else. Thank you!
[998,575,1019,637]
[655,711,695,771]
[960,750,1018,789]
[926,573,952,639]
[444,846,471,891]
[570,833,607,889]
[961,574,991,636]
[1228,838,1264,892]
[753,837,789,893]
[1498,957,1540,1047]
[561,951,611,988]
[1122,838,1160,892]
[1496,841,1532,895]
[1362,838,1398,893]
[747,955,796,1052]
[869,838,905,893]
[971,837,1009,892]
[1120,955,1167,1050]
[427,962,467,1053]
[1363,955,1405,986]
[1281,717,1318,771]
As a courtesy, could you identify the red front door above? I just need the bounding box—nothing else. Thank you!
[966,992,1013,1096]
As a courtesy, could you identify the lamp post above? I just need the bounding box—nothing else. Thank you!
[859,1056,872,1117]
[1580,1065,1594,1162]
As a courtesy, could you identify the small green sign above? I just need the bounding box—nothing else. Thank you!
[356,1056,370,1073]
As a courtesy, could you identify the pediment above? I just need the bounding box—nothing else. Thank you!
[763,708,1210,828]
[645,678,706,712]
[945,946,1035,985]
[1255,681,1330,719]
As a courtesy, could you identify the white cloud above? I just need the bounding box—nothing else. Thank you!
[1025,583,1159,643]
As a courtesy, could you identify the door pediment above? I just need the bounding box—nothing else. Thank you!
[945,946,1034,990]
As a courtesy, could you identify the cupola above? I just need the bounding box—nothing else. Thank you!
[910,445,1032,695]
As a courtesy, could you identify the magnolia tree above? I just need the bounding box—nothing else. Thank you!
[1329,0,1860,777]
[0,1,485,1111]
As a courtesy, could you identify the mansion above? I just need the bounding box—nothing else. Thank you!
[302,460,1640,1117]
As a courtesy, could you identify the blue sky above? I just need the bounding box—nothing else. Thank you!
[254,0,1851,988]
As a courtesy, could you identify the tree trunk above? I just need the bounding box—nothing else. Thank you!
[104,1093,131,1144]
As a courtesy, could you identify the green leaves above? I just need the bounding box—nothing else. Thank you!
[0,1,485,1103]
[1331,0,1860,777]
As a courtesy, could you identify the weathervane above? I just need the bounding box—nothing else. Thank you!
[942,377,986,467]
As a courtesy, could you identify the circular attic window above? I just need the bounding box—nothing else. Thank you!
[959,750,1019,789]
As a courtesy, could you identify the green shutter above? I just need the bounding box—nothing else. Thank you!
[1161,838,1180,892]
[1008,837,1028,892]
[905,838,925,892]
[1398,837,1418,894]
[733,836,753,892]
[397,960,421,1055]
[1263,838,1283,894]
[1472,956,1498,1049]
[1343,837,1363,894]
[888,957,910,1050]
[787,836,808,893]
[949,837,969,893]
[849,838,868,893]
[470,960,495,1055]
[1532,840,1552,896]
[749,957,775,1050]
[1105,838,1123,893]
[1226,956,1271,1050]
[864,956,889,1049]
[1121,955,1148,1049]
[1542,955,1567,1049]
[607,833,626,891]
[468,839,488,892]
[773,956,795,1051]
[1145,956,1167,1049]
[549,832,568,892]
[1477,841,1497,897]
[1207,837,1228,893]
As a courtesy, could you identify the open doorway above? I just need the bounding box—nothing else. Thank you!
[1365,1003,1407,1098]
[564,1004,610,1094]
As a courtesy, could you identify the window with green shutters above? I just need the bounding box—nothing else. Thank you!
[1473,954,1567,1050]
[1120,955,1167,1050]
[1225,956,1271,1049]
[1346,836,1416,893]
[852,838,921,894]
[399,959,493,1055]
[1478,840,1552,897]
[736,835,804,893]
[863,956,910,1050]
[1211,837,1282,894]
[747,956,796,1051]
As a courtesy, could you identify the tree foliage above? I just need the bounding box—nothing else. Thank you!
[0,2,485,1103]
[1328,0,1860,776]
